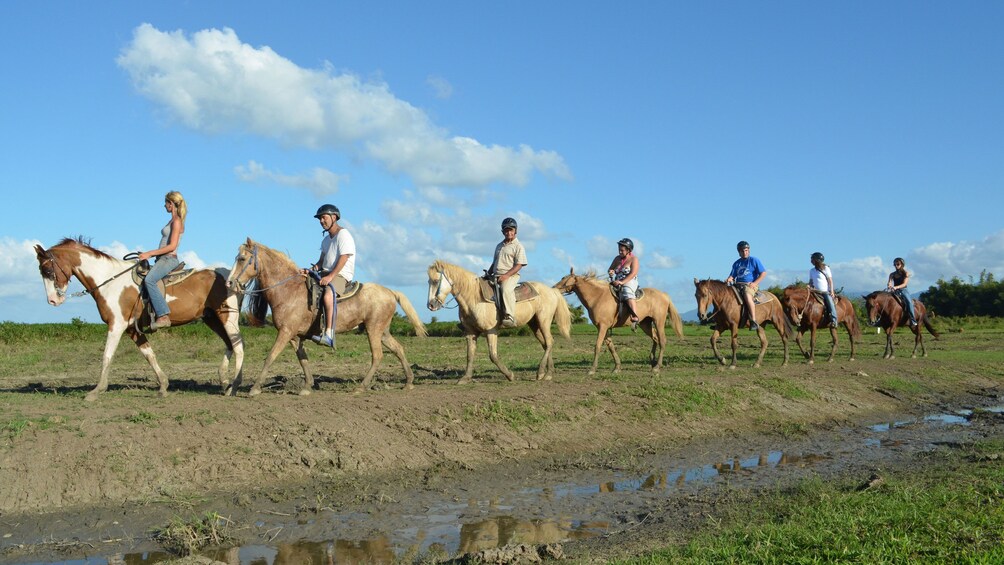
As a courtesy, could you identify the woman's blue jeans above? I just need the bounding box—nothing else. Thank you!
[895,288,917,324]
[145,255,179,317]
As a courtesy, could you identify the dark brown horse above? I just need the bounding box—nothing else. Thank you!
[553,268,683,375]
[227,238,427,396]
[781,286,862,364]
[863,290,938,359]
[694,278,791,368]
[35,237,244,401]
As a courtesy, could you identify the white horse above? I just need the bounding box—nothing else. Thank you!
[35,237,244,401]
[427,260,571,383]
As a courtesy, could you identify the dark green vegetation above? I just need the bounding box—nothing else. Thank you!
[618,438,1004,564]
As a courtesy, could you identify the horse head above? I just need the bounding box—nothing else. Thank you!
[693,278,715,322]
[781,286,805,325]
[227,237,260,293]
[552,267,580,295]
[426,261,454,311]
[35,243,72,306]
[863,291,884,326]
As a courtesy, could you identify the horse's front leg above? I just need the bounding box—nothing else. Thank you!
[591,326,614,375]
[354,327,386,393]
[710,328,726,366]
[124,328,170,399]
[644,320,664,373]
[729,326,741,369]
[794,329,809,359]
[221,305,244,395]
[249,329,296,397]
[485,332,515,382]
[458,334,479,384]
[532,323,554,381]
[911,325,924,358]
[808,326,817,365]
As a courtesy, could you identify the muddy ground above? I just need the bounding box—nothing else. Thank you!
[1,329,1002,563]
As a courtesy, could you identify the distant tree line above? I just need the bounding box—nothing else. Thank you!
[919,271,1004,317]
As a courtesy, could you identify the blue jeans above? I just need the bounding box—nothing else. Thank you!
[145,255,179,317]
[820,293,838,325]
[895,288,917,323]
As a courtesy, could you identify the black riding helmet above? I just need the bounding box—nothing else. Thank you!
[617,238,634,251]
[501,217,518,230]
[314,204,340,220]
[811,251,825,263]
[737,240,750,250]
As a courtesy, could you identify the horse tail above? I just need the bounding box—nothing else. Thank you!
[392,290,428,338]
[922,311,939,340]
[848,309,863,342]
[244,279,269,327]
[665,294,684,338]
[552,288,572,339]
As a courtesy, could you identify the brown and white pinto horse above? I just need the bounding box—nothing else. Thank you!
[694,278,791,368]
[781,285,861,364]
[863,290,939,359]
[227,238,428,397]
[553,268,684,375]
[34,237,244,401]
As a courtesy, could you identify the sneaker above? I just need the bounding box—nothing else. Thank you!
[830,319,839,328]
[630,317,640,331]
[150,315,171,330]
[749,321,760,331]
[501,316,517,328]
[311,334,335,348]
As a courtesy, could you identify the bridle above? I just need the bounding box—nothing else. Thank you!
[229,244,303,295]
[428,268,458,309]
[40,249,138,299]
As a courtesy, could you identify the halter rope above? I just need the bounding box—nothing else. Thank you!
[41,251,139,299]
[429,268,458,309]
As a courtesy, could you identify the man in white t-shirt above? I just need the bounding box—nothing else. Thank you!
[305,204,355,348]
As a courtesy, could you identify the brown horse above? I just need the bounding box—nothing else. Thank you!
[863,290,939,359]
[427,260,571,383]
[227,238,427,396]
[780,285,862,364]
[693,278,791,368]
[34,237,244,401]
[553,268,684,375]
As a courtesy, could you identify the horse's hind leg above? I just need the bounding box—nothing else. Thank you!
[378,331,415,390]
[912,327,925,358]
[458,334,478,384]
[127,329,170,399]
[204,311,244,396]
[643,320,663,372]
[827,326,838,362]
[530,319,554,381]
[807,327,817,365]
[250,330,295,397]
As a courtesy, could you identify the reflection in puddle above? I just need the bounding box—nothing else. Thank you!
[52,405,1004,564]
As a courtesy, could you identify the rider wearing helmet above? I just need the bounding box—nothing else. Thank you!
[808,251,838,328]
[608,238,641,329]
[489,217,527,328]
[725,240,767,331]
[886,257,917,327]
[305,204,356,348]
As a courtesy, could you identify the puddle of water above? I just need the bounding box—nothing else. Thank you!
[13,404,1003,565]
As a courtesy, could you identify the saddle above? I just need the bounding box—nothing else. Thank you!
[607,284,645,301]
[477,278,539,303]
[729,285,772,305]
[306,277,362,312]
[132,261,194,332]
[808,289,832,305]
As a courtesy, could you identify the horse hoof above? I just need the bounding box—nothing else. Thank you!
[299,389,312,397]
[505,374,516,382]
[456,378,472,385]
[404,384,415,391]
[84,393,99,402]
[537,374,552,381]
[248,387,262,397]
[158,390,169,398]
[728,365,737,370]
[808,359,814,366]
[587,370,597,377]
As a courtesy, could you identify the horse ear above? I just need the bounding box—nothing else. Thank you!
[34,244,46,257]
[245,236,254,245]
[693,277,699,285]
[569,267,575,275]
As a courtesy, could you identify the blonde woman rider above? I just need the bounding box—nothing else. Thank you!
[139,191,186,330]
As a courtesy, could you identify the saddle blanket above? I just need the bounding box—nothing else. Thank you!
[478,278,539,303]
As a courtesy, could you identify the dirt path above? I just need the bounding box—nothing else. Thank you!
[2,331,1002,562]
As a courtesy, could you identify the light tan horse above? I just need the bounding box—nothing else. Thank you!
[227,238,427,396]
[693,278,791,368]
[35,237,244,401]
[781,285,862,364]
[553,268,683,375]
[427,260,571,383]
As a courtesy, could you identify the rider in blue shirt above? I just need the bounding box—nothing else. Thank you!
[725,240,767,330]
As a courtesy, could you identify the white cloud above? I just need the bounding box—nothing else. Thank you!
[0,237,45,300]
[234,160,345,196]
[118,24,571,189]
[426,75,453,99]
[647,251,681,270]
[910,229,1004,285]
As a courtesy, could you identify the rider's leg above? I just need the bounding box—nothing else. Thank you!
[145,255,180,328]
[744,286,758,329]
[822,294,838,327]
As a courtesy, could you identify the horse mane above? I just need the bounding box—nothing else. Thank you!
[697,278,728,290]
[430,260,481,297]
[54,236,115,260]
[248,240,299,272]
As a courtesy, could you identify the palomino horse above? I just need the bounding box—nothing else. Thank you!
[227,238,427,396]
[34,237,244,401]
[780,285,862,364]
[863,290,939,359]
[553,268,684,375]
[693,278,791,368]
[427,260,571,383]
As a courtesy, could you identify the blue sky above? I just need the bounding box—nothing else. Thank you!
[3,1,1003,323]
